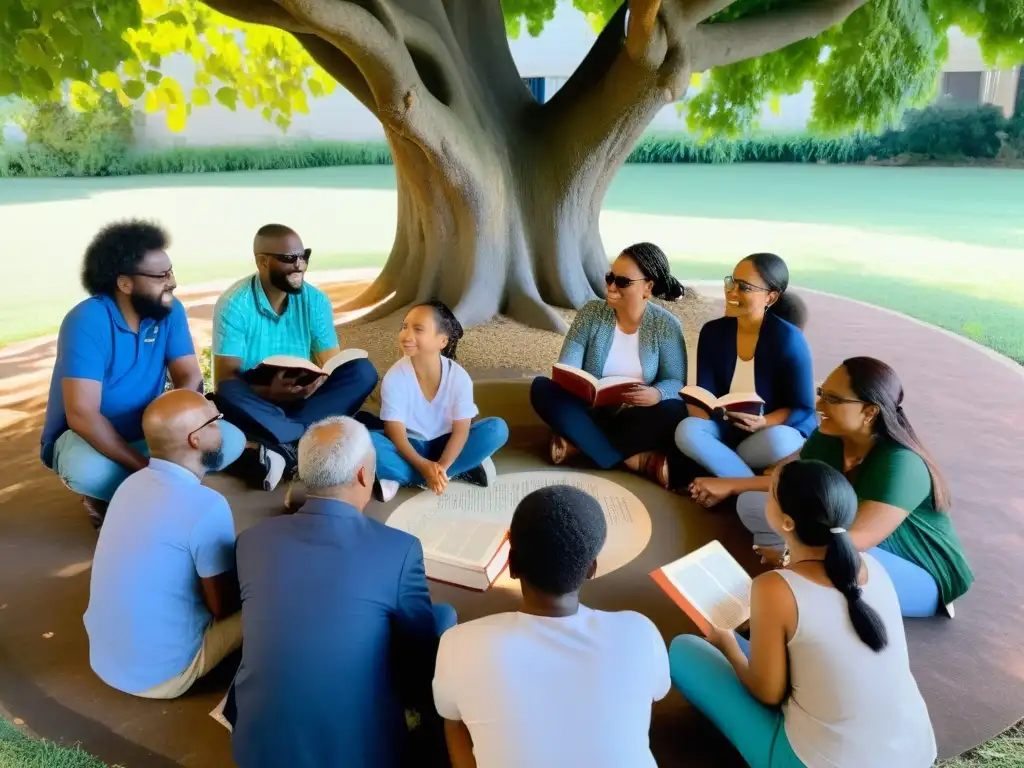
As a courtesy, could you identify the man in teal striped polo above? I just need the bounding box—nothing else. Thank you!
[211,224,378,489]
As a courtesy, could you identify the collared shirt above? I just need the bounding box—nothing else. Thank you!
[84,459,237,694]
[212,274,336,374]
[40,295,195,467]
[231,496,439,768]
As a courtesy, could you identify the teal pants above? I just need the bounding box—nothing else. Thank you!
[669,635,805,768]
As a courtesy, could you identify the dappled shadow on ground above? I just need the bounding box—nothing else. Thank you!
[0,289,1022,766]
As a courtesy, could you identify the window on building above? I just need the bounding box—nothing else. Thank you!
[941,71,984,105]
[523,77,546,103]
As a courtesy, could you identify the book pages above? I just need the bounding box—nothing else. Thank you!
[662,541,751,630]
[386,471,652,589]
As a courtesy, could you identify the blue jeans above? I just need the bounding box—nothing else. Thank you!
[215,358,378,446]
[370,418,509,486]
[736,491,942,617]
[675,417,806,477]
[51,421,246,502]
[669,635,805,768]
[530,375,687,469]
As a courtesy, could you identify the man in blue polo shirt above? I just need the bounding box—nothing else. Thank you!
[40,220,246,529]
[211,223,378,482]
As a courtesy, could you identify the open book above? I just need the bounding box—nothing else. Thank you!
[243,348,368,387]
[552,363,639,407]
[389,513,510,591]
[650,540,752,636]
[681,386,765,417]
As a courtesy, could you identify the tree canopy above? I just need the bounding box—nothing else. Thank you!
[4,0,1022,140]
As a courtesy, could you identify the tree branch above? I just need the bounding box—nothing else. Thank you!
[294,33,376,113]
[692,0,868,71]
[201,0,309,33]
[682,0,737,25]
[271,0,422,124]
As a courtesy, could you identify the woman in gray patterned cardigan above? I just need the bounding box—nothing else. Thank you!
[530,242,688,489]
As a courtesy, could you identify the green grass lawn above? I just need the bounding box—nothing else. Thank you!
[1,164,1023,362]
[3,713,1022,767]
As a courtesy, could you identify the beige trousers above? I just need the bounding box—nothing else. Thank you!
[136,613,243,699]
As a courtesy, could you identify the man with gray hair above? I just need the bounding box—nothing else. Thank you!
[228,415,456,768]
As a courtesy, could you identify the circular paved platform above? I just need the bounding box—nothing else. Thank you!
[0,288,1019,766]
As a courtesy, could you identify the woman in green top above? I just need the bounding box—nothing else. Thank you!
[689,357,974,618]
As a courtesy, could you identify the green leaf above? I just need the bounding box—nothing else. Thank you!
[146,70,162,85]
[156,10,188,26]
[123,59,144,78]
[97,71,121,91]
[122,79,146,99]
[308,79,324,98]
[192,87,211,106]
[216,86,238,111]
[166,104,187,132]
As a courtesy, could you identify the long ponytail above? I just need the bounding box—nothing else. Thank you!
[775,460,889,652]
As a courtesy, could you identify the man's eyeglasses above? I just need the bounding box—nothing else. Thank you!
[131,268,175,281]
[263,248,312,265]
[816,387,865,406]
[188,412,224,443]
[724,276,769,293]
[605,272,646,290]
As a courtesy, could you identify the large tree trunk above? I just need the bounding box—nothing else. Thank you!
[207,0,869,331]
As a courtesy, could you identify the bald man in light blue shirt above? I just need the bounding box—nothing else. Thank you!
[211,224,378,482]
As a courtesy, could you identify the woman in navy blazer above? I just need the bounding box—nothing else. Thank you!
[676,254,816,486]
[531,243,687,489]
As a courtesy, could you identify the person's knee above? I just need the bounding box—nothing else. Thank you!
[529,376,557,412]
[735,492,767,527]
[216,421,247,467]
[476,417,510,449]
[674,417,713,454]
[668,634,716,683]
[346,358,379,397]
[55,435,130,501]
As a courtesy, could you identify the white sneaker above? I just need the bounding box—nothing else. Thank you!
[261,446,287,492]
[943,602,955,619]
[453,457,496,488]
[375,478,399,503]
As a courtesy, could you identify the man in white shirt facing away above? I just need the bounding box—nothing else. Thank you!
[432,485,670,768]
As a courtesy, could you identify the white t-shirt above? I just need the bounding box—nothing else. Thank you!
[432,606,670,768]
[379,356,478,441]
[601,326,644,380]
[730,355,756,394]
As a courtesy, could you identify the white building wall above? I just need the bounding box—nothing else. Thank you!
[57,2,1024,147]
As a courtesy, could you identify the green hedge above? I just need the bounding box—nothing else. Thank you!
[1,101,1020,178]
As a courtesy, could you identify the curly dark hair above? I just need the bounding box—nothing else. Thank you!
[81,220,169,297]
[415,299,464,360]
[509,485,608,596]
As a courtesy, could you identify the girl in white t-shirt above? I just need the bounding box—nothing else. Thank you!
[370,301,509,502]
[668,459,936,768]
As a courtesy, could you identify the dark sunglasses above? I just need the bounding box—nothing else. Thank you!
[605,272,646,290]
[816,386,865,406]
[264,248,312,265]
[724,276,770,293]
[187,412,224,443]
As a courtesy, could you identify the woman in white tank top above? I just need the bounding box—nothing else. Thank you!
[668,459,937,768]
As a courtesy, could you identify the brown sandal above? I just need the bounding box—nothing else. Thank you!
[549,435,579,466]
